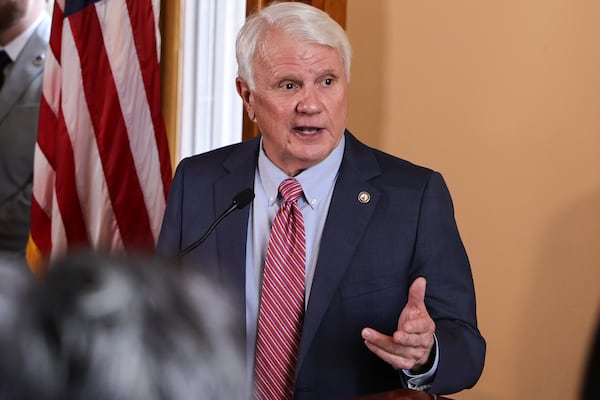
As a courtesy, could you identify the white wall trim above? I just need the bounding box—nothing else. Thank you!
[179,0,245,160]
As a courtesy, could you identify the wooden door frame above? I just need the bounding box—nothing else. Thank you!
[159,0,182,168]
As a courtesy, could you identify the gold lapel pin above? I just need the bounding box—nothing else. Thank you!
[357,191,371,204]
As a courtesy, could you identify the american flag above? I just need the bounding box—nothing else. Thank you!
[27,0,172,276]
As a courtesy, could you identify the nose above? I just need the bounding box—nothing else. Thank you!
[296,86,322,114]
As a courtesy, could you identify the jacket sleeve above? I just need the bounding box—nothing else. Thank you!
[411,172,486,394]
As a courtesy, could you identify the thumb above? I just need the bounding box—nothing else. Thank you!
[396,277,428,332]
[407,277,427,308]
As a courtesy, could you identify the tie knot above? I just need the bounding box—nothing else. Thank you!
[0,50,11,71]
[279,178,303,203]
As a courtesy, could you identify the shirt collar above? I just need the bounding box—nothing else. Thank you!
[258,135,346,209]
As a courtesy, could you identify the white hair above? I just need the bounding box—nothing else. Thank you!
[236,1,352,90]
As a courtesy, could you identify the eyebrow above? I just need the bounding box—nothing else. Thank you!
[318,68,339,77]
[274,67,340,81]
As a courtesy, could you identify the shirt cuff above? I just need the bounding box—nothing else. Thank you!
[402,333,439,391]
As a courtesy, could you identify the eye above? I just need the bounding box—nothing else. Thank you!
[323,78,333,86]
[282,82,296,90]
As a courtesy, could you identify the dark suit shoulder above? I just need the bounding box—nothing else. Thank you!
[344,130,438,189]
[175,137,260,180]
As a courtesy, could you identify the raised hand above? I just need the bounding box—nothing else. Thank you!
[361,277,436,371]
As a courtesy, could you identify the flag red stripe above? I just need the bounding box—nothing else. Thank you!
[125,0,172,198]
[48,2,64,65]
[54,109,90,247]
[29,196,52,254]
[68,7,155,250]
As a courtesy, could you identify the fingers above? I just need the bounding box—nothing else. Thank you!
[398,312,435,335]
[362,328,424,370]
[393,329,433,348]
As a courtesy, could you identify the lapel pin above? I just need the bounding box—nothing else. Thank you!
[33,53,45,66]
[357,191,371,204]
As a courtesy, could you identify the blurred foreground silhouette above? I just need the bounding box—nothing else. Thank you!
[0,252,244,400]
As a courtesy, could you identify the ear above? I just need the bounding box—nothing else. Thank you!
[236,77,255,121]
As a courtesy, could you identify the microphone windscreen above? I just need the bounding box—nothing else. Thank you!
[233,189,255,210]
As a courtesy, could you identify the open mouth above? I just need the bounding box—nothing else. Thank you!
[294,126,321,135]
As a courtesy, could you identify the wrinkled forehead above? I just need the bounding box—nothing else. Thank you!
[254,27,342,66]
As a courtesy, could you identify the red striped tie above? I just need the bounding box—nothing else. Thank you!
[255,178,306,400]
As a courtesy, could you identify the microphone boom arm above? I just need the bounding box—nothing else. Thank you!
[179,188,254,257]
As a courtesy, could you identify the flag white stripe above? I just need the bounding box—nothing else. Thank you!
[151,0,161,60]
[50,189,66,259]
[32,145,54,218]
[41,50,60,115]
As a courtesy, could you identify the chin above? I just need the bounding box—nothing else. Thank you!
[296,152,331,168]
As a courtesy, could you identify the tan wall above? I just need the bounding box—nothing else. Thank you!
[346,1,600,399]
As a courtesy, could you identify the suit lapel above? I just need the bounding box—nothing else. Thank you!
[0,15,50,121]
[296,133,382,372]
[213,137,260,311]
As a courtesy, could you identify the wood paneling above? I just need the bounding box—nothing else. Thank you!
[159,0,182,169]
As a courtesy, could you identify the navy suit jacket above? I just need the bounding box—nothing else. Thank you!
[157,131,485,399]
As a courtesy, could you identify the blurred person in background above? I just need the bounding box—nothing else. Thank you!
[0,252,245,400]
[0,0,50,261]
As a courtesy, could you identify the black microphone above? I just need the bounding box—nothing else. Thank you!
[179,188,254,257]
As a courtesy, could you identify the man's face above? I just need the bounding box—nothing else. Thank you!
[0,0,25,32]
[237,29,348,176]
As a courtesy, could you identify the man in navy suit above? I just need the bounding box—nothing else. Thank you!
[157,2,485,399]
[0,0,50,260]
